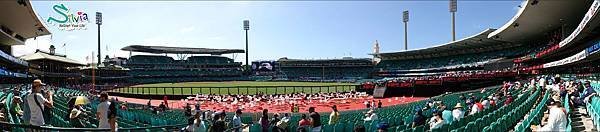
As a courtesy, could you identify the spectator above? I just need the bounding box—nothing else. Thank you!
[440,104,453,124]
[531,101,567,131]
[158,102,167,112]
[469,99,482,115]
[97,92,111,129]
[428,111,444,129]
[363,109,378,122]
[211,112,226,132]
[308,107,322,132]
[10,96,23,123]
[452,103,464,121]
[276,113,290,132]
[329,105,340,125]
[354,125,366,132]
[232,109,243,132]
[69,104,85,128]
[270,113,281,131]
[365,101,371,109]
[504,94,513,106]
[411,110,425,128]
[108,101,118,132]
[186,111,207,132]
[377,100,382,108]
[582,81,596,103]
[184,103,192,117]
[376,122,389,132]
[298,114,311,127]
[259,109,269,132]
[26,79,53,126]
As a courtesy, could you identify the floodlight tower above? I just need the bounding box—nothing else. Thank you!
[450,0,457,41]
[243,20,250,71]
[96,12,102,66]
[403,10,409,50]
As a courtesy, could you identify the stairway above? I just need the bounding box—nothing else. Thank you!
[571,106,597,131]
[373,86,387,98]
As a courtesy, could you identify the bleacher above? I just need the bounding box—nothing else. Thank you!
[123,55,243,83]
[377,48,526,71]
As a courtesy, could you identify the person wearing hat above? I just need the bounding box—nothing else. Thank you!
[69,104,85,127]
[26,79,53,126]
[581,81,596,103]
[329,105,340,125]
[363,109,378,122]
[452,103,464,121]
[531,101,567,131]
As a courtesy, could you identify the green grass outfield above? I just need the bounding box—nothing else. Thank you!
[111,81,358,95]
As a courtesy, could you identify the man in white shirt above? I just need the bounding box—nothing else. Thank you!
[97,92,111,128]
[452,103,464,121]
[532,101,567,131]
[26,79,53,126]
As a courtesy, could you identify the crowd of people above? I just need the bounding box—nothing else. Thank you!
[0,75,597,132]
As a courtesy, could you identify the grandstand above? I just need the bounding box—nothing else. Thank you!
[277,57,373,81]
[2,0,600,132]
[121,45,246,83]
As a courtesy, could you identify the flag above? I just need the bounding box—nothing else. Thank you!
[62,43,66,47]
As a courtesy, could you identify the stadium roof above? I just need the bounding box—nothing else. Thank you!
[121,45,245,55]
[0,0,51,45]
[278,57,371,62]
[375,29,513,60]
[487,0,592,43]
[20,50,85,66]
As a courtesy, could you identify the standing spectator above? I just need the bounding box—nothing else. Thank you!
[308,107,321,132]
[365,101,371,109]
[298,114,311,127]
[329,105,340,125]
[411,110,425,128]
[452,103,464,121]
[259,109,270,132]
[108,102,118,132]
[232,109,243,132]
[26,79,53,126]
[97,92,111,129]
[377,100,383,108]
[147,99,152,109]
[531,101,567,131]
[270,114,281,131]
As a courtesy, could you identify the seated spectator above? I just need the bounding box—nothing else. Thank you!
[428,111,444,129]
[354,125,366,132]
[531,101,567,131]
[298,114,311,127]
[69,104,85,128]
[10,96,23,121]
[412,110,425,128]
[376,122,389,132]
[276,113,290,132]
[452,103,464,121]
[363,110,378,122]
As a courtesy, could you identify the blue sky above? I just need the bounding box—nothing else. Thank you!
[14,1,522,64]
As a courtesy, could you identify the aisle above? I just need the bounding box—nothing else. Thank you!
[572,107,597,131]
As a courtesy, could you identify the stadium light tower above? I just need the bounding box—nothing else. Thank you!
[450,0,457,41]
[243,20,250,70]
[96,12,102,66]
[403,10,409,50]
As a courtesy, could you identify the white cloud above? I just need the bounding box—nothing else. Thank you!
[12,35,53,57]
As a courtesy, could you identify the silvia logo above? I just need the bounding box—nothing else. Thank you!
[46,3,89,31]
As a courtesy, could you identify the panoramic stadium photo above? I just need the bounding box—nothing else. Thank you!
[1,0,600,131]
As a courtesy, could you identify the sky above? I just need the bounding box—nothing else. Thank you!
[14,1,523,64]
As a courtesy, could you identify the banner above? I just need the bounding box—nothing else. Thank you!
[559,0,600,47]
